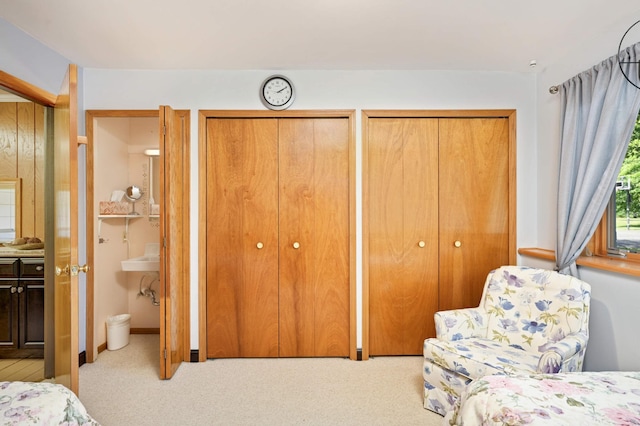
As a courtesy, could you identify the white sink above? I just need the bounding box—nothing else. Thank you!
[121,243,160,271]
[121,255,160,271]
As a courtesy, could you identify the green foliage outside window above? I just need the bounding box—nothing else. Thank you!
[616,118,640,219]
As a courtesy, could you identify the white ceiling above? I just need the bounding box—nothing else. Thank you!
[2,0,640,73]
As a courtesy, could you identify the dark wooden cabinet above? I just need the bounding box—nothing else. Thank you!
[0,257,44,358]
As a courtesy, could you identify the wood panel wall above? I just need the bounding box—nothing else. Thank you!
[0,102,45,239]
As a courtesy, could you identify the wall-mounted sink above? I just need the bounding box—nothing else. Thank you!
[121,242,160,272]
[121,255,160,272]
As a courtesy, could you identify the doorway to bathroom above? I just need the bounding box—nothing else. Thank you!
[85,109,190,379]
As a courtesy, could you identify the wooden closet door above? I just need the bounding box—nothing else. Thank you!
[278,118,350,357]
[438,118,510,310]
[206,118,280,358]
[368,118,439,355]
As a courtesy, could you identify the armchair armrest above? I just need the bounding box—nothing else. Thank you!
[536,332,589,373]
[434,307,488,341]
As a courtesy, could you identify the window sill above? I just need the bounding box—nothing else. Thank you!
[518,247,640,278]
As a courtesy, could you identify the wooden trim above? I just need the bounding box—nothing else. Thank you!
[197,110,208,362]
[177,110,192,364]
[361,109,517,119]
[198,109,355,119]
[518,247,556,261]
[0,71,57,107]
[361,109,517,359]
[131,328,160,334]
[361,111,371,361]
[519,247,640,277]
[508,110,518,265]
[97,341,107,354]
[85,113,95,363]
[198,109,358,360]
[66,63,80,394]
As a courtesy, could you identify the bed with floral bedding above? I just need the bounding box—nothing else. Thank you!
[444,371,640,425]
[0,381,100,425]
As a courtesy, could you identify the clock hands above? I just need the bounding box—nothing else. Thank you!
[261,75,294,110]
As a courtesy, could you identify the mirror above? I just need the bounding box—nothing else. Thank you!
[147,151,160,216]
[124,185,144,215]
[0,178,21,242]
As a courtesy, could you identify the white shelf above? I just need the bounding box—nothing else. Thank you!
[97,215,144,242]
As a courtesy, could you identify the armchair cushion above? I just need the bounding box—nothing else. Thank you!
[423,265,591,416]
[434,307,488,341]
[425,337,542,378]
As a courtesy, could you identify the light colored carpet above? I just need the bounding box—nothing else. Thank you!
[79,335,443,426]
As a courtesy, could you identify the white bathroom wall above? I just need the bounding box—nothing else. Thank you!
[125,117,161,329]
[94,116,161,349]
[94,118,130,347]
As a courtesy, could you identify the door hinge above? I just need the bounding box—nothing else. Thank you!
[163,125,166,136]
[163,237,167,248]
[163,348,167,359]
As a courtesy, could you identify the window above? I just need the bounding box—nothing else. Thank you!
[593,112,640,262]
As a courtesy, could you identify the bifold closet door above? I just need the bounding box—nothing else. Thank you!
[438,118,510,311]
[368,118,439,355]
[206,118,279,358]
[278,118,350,357]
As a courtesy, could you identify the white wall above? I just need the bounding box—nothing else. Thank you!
[0,18,69,94]
[533,15,640,371]
[83,69,539,350]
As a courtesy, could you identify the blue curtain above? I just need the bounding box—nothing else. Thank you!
[556,42,640,275]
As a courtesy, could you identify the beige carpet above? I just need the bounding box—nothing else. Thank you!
[79,335,443,426]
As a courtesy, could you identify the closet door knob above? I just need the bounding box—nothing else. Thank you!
[454,240,462,248]
[292,242,300,249]
[256,242,264,249]
[418,241,426,248]
[71,264,90,276]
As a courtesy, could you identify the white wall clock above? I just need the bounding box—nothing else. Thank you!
[260,75,295,110]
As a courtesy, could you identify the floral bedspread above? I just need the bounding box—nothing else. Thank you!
[0,381,100,425]
[444,371,640,425]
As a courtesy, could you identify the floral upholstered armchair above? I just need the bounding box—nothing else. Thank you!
[422,265,591,416]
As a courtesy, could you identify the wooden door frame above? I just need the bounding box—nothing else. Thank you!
[198,109,358,361]
[0,71,61,383]
[85,109,191,366]
[361,109,517,360]
[0,71,57,106]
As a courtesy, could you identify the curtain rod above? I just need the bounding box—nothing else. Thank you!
[549,85,559,94]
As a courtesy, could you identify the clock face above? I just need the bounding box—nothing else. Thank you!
[260,75,295,110]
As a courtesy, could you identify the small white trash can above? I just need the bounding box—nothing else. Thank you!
[106,314,131,350]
